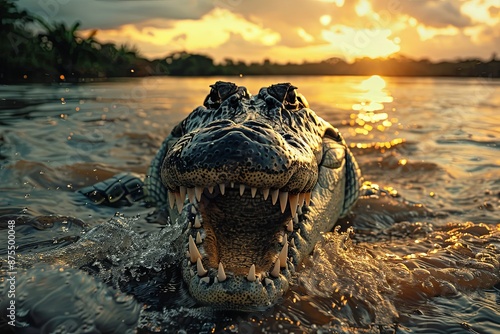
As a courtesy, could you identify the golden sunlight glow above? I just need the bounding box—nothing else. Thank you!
[322,26,400,61]
[461,0,500,25]
[349,75,401,138]
[355,0,372,17]
[416,25,460,41]
[89,8,280,52]
[317,0,345,6]
[297,28,314,42]
[320,15,332,26]
[351,76,394,137]
[80,0,497,64]
[360,75,386,91]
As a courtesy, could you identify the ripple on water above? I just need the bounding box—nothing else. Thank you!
[294,223,500,331]
[0,264,140,333]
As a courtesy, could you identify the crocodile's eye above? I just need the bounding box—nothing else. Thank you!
[268,83,292,103]
[268,83,308,111]
[284,87,297,105]
[203,81,238,109]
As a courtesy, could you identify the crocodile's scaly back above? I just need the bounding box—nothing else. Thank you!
[343,142,362,216]
[144,135,171,205]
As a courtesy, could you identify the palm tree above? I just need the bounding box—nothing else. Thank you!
[0,0,41,81]
[35,18,101,79]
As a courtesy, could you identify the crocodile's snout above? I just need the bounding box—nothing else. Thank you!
[162,119,317,192]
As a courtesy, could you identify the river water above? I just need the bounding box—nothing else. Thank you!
[0,76,499,333]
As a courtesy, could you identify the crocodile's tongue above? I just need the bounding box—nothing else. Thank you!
[199,188,286,275]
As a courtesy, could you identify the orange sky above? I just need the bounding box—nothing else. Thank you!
[20,0,500,63]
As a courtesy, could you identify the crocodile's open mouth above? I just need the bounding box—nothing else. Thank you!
[168,183,312,309]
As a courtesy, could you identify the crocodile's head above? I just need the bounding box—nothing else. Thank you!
[161,82,361,310]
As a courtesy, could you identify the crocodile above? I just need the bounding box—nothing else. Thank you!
[79,81,362,310]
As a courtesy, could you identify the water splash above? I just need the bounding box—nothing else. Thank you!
[295,222,500,330]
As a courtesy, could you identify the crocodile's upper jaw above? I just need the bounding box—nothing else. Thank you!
[160,82,357,309]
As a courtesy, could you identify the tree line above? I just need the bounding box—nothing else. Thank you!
[1,0,498,83]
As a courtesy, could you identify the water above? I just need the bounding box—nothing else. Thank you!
[0,76,499,333]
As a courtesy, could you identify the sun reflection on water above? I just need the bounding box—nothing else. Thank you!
[352,75,393,113]
[346,75,399,139]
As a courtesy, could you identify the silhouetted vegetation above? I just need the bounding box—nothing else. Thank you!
[1,0,499,83]
[0,0,151,82]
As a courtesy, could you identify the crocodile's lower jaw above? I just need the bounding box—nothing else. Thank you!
[174,183,313,309]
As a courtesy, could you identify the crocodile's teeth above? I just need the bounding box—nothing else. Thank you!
[230,182,235,188]
[247,264,256,282]
[179,186,187,202]
[279,239,288,268]
[262,188,270,200]
[251,187,257,198]
[188,235,201,263]
[191,206,197,214]
[187,187,196,204]
[195,186,203,202]
[175,192,184,214]
[240,184,245,196]
[279,191,288,213]
[270,258,280,278]
[305,192,311,206]
[271,189,279,205]
[297,206,303,216]
[217,262,226,282]
[290,238,296,248]
[219,183,225,195]
[289,193,299,217]
[298,193,306,207]
[194,215,202,228]
[264,278,273,286]
[195,231,202,244]
[287,220,294,232]
[196,258,208,276]
[277,233,284,245]
[208,186,214,194]
[167,191,175,210]
[200,277,210,284]
[293,214,299,225]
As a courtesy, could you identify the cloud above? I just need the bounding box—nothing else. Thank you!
[371,0,471,28]
[16,0,500,62]
[85,8,281,58]
[17,0,213,29]
[322,25,400,61]
[196,32,347,64]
